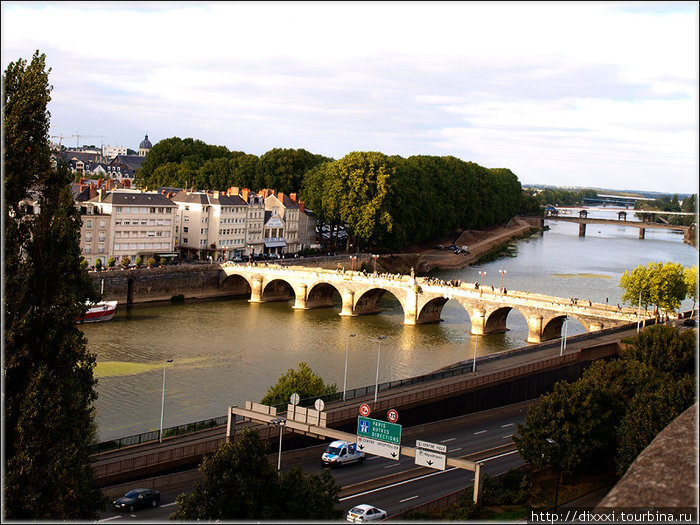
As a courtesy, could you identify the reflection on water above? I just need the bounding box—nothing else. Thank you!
[84,219,697,440]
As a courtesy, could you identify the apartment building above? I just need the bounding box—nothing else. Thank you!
[85,190,178,265]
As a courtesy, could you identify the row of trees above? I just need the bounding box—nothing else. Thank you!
[514,324,695,477]
[521,187,599,208]
[135,138,524,250]
[301,152,523,250]
[136,137,332,194]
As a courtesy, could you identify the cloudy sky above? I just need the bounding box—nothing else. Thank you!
[2,1,698,194]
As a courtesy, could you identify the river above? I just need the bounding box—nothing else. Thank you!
[83,209,697,441]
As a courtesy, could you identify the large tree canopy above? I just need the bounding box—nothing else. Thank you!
[3,51,103,519]
[261,361,337,407]
[619,261,689,313]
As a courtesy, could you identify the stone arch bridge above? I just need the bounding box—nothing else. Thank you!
[220,263,641,344]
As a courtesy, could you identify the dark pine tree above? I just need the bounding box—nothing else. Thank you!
[3,51,104,519]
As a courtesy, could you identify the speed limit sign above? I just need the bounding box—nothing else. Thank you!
[359,403,371,417]
[387,409,399,423]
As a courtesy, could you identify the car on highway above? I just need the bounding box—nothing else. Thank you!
[321,440,365,467]
[113,488,160,512]
[346,504,387,522]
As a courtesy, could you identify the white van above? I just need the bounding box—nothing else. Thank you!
[321,440,365,467]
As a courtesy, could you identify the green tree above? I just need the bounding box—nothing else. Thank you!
[171,428,279,520]
[120,256,131,268]
[685,265,697,315]
[170,428,342,520]
[261,361,337,407]
[148,257,156,267]
[95,257,102,271]
[3,51,103,519]
[619,262,688,314]
[107,256,116,269]
[135,256,143,268]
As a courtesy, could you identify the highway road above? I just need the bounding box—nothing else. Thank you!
[97,401,530,522]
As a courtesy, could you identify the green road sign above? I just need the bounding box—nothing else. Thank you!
[357,416,402,444]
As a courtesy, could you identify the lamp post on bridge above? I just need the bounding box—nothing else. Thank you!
[479,271,486,297]
[372,254,379,275]
[559,316,568,356]
[247,244,253,265]
[499,269,507,292]
[350,255,357,275]
[271,418,286,471]
[472,332,479,373]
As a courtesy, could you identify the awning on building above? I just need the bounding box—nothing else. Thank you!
[156,252,180,258]
[264,241,286,248]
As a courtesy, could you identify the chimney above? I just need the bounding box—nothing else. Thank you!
[123,179,131,189]
[98,188,105,202]
[106,179,111,191]
[214,190,220,199]
[290,193,297,202]
[278,191,285,202]
[232,186,239,196]
[97,177,103,188]
[241,188,249,203]
[299,201,305,214]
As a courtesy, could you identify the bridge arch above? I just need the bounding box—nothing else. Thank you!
[220,273,253,298]
[261,278,296,302]
[352,287,407,318]
[302,281,342,310]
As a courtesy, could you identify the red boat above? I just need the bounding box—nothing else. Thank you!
[77,301,118,323]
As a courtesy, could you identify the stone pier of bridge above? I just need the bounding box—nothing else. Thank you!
[221,264,641,344]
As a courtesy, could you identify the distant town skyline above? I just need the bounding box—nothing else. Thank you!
[2,1,698,195]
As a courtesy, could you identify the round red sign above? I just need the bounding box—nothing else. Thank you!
[359,403,371,417]
[387,409,399,423]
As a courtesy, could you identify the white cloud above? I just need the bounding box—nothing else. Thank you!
[1,1,697,193]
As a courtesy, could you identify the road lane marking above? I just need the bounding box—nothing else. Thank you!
[502,434,513,439]
[400,496,419,503]
[474,430,487,435]
[440,438,456,443]
[365,456,379,461]
[451,447,462,452]
[161,502,177,507]
[479,450,519,462]
[501,423,514,427]
[97,517,122,522]
[383,463,401,468]
[339,467,458,501]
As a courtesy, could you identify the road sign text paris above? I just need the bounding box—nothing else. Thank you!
[357,416,402,444]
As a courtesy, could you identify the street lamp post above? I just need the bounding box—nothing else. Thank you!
[372,254,379,274]
[472,333,479,373]
[342,333,356,401]
[271,418,286,471]
[350,255,357,274]
[479,271,486,297]
[559,316,568,356]
[636,290,642,333]
[248,245,253,264]
[546,438,561,511]
[159,358,174,443]
[499,269,507,292]
[374,336,386,404]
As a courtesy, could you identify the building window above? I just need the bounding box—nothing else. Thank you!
[86,219,92,228]
[183,238,188,244]
[86,234,92,242]
[99,220,106,228]
[85,244,92,253]
[183,227,188,233]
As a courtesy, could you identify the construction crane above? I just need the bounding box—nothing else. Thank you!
[72,134,105,148]
[50,134,70,147]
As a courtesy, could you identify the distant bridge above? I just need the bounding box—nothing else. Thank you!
[220,263,642,344]
[544,211,693,240]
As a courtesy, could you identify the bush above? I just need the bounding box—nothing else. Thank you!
[120,256,130,268]
[481,470,530,506]
[80,259,88,270]
[443,493,480,520]
[95,258,103,271]
[135,256,143,268]
[159,257,167,266]
[107,257,116,269]
[147,257,156,267]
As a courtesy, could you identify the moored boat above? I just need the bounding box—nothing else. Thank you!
[77,300,118,323]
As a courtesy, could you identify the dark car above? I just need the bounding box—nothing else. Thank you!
[683,317,697,327]
[113,488,160,511]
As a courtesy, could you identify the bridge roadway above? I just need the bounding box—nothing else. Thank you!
[545,215,692,240]
[220,263,642,343]
[92,320,648,487]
